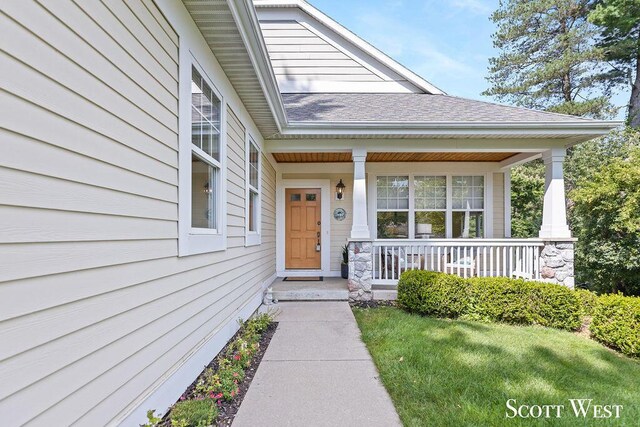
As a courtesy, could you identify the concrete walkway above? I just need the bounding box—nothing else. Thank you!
[232,302,402,427]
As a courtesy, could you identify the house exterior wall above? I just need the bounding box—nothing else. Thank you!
[256,7,422,93]
[493,172,505,238]
[0,1,275,425]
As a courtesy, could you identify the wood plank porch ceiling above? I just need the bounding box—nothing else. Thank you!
[272,152,518,163]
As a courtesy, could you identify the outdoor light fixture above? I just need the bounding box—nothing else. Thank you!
[336,179,346,200]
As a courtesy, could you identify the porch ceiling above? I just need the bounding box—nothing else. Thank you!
[271,152,518,163]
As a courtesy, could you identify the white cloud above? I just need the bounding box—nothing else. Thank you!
[448,0,492,15]
[354,11,476,80]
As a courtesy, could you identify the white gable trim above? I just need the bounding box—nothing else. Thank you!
[255,0,445,94]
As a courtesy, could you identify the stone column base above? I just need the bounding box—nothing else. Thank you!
[348,241,373,301]
[539,241,575,288]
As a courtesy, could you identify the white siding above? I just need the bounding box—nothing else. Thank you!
[493,173,505,238]
[258,18,419,93]
[0,1,275,425]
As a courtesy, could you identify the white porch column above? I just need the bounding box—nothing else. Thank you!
[539,148,571,239]
[351,148,370,239]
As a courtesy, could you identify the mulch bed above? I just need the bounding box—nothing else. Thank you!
[158,322,278,427]
[350,300,397,309]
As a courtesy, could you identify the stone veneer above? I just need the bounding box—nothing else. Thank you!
[348,241,373,301]
[539,241,575,288]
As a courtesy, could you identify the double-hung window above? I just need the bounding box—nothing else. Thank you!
[452,176,484,238]
[414,176,447,238]
[180,62,226,256]
[376,176,409,239]
[246,135,261,246]
[191,67,222,231]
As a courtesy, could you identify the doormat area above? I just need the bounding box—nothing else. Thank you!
[283,276,324,282]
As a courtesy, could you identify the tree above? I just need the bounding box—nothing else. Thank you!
[571,129,640,295]
[589,0,640,127]
[484,0,615,118]
[510,161,545,237]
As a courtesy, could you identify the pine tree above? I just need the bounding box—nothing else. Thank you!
[484,0,614,118]
[589,0,640,127]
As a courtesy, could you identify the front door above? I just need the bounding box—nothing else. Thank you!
[285,188,321,269]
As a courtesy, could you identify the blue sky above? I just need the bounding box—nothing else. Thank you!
[310,0,628,116]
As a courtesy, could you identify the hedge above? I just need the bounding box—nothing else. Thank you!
[590,294,640,358]
[397,271,582,331]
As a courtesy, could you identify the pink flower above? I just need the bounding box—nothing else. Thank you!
[234,354,241,361]
[233,372,239,377]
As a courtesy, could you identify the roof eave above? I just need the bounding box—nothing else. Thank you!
[227,0,288,133]
[280,120,623,137]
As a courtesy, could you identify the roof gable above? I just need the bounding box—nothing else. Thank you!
[255,0,444,94]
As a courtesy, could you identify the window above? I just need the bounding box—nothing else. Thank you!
[179,61,226,256]
[376,176,409,238]
[374,174,486,239]
[452,176,484,238]
[191,67,222,230]
[246,135,261,245]
[414,176,446,238]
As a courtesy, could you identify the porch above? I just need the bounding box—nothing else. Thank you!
[271,146,576,300]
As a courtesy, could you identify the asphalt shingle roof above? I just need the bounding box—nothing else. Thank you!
[282,93,591,123]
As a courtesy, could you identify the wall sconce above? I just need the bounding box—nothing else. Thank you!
[336,179,346,200]
[204,182,213,194]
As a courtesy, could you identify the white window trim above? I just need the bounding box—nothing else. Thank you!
[245,131,262,246]
[179,51,228,256]
[371,173,488,239]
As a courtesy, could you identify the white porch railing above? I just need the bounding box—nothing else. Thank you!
[372,239,545,285]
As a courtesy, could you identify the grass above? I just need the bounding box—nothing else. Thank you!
[353,307,640,427]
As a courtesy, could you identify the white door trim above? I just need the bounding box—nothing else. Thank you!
[277,179,332,276]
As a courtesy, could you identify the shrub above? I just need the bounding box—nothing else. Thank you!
[397,270,468,318]
[397,271,582,331]
[590,294,640,358]
[574,288,598,317]
[170,399,218,427]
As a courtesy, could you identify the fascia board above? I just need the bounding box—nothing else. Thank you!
[228,0,288,132]
[280,120,623,136]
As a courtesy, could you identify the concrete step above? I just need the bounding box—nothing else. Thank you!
[273,289,348,301]
[271,278,349,301]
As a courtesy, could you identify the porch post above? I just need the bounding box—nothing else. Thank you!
[350,148,370,239]
[539,148,571,239]
[348,148,373,300]
[538,147,575,288]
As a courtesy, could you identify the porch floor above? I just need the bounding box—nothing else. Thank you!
[271,277,348,301]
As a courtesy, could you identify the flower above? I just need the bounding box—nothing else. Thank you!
[233,372,239,377]
[233,354,241,361]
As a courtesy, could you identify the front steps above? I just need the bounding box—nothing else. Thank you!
[270,278,398,301]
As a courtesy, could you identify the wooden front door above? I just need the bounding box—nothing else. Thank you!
[285,188,321,269]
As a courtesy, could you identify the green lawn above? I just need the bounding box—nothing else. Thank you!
[353,307,640,427]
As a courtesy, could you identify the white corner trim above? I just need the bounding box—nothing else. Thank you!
[504,170,512,238]
[485,172,494,238]
[115,273,276,426]
[276,178,332,276]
